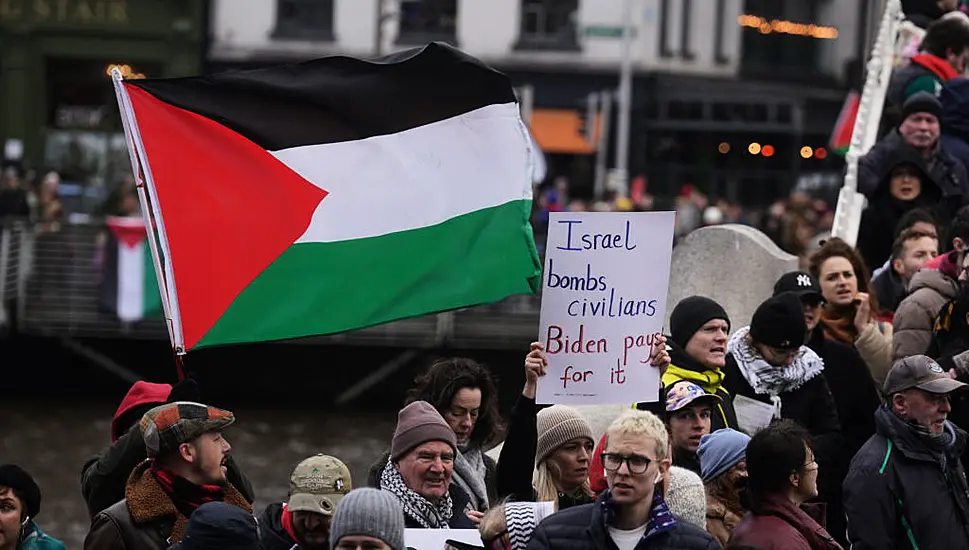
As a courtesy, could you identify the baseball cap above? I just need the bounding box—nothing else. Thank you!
[773,271,824,303]
[288,454,352,516]
[666,381,722,412]
[883,355,968,396]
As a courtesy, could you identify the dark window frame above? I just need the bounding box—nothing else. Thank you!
[680,0,695,60]
[658,0,673,58]
[395,0,459,46]
[714,0,729,64]
[514,0,581,52]
[272,0,335,41]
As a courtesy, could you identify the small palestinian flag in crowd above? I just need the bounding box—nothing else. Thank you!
[114,42,542,352]
[100,216,162,322]
[829,90,860,156]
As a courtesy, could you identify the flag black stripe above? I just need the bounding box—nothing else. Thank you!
[99,232,120,318]
[129,42,518,151]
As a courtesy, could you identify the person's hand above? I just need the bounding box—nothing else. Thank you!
[523,342,547,399]
[466,510,484,526]
[854,292,872,334]
[948,369,960,380]
[649,335,671,377]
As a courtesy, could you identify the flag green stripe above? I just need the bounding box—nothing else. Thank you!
[194,199,541,349]
[142,240,163,318]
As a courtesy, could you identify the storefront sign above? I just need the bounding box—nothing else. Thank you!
[0,0,128,25]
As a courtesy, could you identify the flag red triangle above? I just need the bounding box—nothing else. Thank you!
[124,84,327,351]
[106,216,148,249]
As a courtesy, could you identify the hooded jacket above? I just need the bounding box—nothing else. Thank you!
[81,382,255,518]
[859,130,968,210]
[843,406,969,550]
[857,148,945,274]
[892,251,962,359]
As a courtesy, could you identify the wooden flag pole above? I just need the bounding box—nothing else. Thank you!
[111,68,187,358]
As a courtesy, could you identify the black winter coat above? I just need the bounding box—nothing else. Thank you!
[806,326,880,548]
[256,502,298,550]
[843,406,969,550]
[526,493,718,550]
[721,352,842,468]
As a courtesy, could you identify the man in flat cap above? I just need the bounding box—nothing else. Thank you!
[84,401,251,550]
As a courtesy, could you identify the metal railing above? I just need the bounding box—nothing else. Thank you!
[7,219,546,348]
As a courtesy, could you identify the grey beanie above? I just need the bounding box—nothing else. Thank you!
[330,488,405,550]
[535,405,594,465]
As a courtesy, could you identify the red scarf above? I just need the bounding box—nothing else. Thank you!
[151,466,226,518]
[280,503,300,543]
[911,54,960,82]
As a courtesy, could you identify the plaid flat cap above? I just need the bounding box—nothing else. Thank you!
[140,401,235,458]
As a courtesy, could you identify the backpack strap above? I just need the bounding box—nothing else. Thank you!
[880,439,921,550]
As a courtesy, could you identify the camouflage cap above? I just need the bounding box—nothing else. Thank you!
[140,401,235,458]
[288,454,352,516]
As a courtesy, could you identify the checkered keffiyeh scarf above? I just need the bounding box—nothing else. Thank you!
[505,502,553,550]
[379,459,454,528]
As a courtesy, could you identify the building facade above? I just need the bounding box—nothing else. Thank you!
[209,0,867,204]
[0,0,205,194]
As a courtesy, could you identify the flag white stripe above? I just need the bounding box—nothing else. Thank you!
[116,242,144,322]
[270,102,534,245]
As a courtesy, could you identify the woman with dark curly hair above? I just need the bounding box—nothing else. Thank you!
[368,357,502,513]
[808,237,893,386]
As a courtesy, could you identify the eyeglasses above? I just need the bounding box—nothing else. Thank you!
[601,452,652,474]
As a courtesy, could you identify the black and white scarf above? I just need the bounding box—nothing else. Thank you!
[379,459,454,528]
[453,444,489,511]
[727,326,825,418]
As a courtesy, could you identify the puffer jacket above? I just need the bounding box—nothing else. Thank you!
[526,491,718,550]
[892,252,962,360]
[843,406,969,550]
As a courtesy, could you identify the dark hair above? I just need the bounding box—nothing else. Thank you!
[920,15,969,58]
[892,228,938,260]
[746,420,811,496]
[808,237,880,313]
[406,357,504,448]
[951,205,969,244]
[894,208,939,239]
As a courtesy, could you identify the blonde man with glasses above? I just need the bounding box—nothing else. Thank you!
[526,410,717,550]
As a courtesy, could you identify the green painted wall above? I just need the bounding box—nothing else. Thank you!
[0,0,205,168]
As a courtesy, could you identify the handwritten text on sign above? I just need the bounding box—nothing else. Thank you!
[537,212,675,405]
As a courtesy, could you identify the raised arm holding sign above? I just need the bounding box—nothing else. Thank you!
[536,212,676,405]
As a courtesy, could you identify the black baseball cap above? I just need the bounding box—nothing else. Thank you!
[773,271,824,303]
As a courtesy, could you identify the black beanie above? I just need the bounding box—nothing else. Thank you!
[0,464,41,519]
[670,296,730,348]
[749,292,806,350]
[901,91,942,124]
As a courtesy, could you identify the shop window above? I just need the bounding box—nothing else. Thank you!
[273,0,334,40]
[515,0,580,51]
[396,0,458,45]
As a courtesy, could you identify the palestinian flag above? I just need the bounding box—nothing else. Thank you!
[100,216,162,322]
[114,43,542,352]
[829,90,860,156]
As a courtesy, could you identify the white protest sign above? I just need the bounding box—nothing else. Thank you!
[405,529,483,550]
[537,211,675,405]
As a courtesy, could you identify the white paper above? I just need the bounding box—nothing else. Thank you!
[405,529,483,550]
[733,394,777,436]
[536,211,675,405]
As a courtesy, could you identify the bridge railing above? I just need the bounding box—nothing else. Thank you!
[4,219,546,348]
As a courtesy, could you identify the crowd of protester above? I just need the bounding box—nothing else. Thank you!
[10,4,969,550]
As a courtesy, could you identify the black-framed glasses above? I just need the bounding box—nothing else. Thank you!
[601,452,652,474]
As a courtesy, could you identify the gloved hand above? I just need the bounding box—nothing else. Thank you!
[167,377,201,404]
